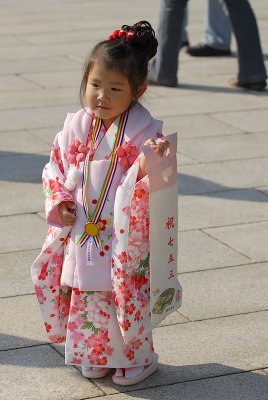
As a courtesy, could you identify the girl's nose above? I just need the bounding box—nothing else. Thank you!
[98,88,109,101]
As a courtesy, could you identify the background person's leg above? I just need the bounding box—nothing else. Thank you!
[203,0,231,50]
[224,0,267,84]
[181,5,189,47]
[187,0,231,56]
[149,0,188,86]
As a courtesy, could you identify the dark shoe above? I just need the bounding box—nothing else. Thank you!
[147,77,177,88]
[186,43,231,57]
[229,78,267,91]
[180,40,189,49]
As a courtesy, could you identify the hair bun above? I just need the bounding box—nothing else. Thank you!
[80,20,158,104]
[121,20,158,61]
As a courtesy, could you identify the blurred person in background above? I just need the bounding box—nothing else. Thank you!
[182,0,232,57]
[149,0,267,90]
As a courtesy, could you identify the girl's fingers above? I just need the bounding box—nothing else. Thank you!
[155,140,170,156]
[62,213,76,226]
[59,201,75,211]
[144,138,170,156]
[144,138,156,146]
[58,202,76,225]
[62,210,75,218]
[65,201,76,211]
[62,211,76,220]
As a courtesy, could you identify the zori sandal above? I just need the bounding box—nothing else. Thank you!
[112,354,158,386]
[82,366,111,379]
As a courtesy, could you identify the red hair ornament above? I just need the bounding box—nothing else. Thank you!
[126,31,135,41]
[108,29,135,41]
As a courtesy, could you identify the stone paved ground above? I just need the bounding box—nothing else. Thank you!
[0,0,268,399]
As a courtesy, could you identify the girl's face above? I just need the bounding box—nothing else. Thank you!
[85,64,145,129]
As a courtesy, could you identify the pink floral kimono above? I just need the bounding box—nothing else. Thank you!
[32,103,182,368]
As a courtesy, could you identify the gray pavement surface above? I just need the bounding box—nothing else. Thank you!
[0,0,268,399]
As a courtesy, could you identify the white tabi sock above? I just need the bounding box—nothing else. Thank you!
[115,368,124,377]
[125,366,144,378]
[83,366,103,372]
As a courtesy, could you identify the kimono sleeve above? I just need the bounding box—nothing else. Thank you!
[43,131,74,227]
[112,162,152,344]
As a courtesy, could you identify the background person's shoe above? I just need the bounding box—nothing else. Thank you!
[180,40,189,49]
[147,77,177,88]
[229,78,267,91]
[186,43,231,57]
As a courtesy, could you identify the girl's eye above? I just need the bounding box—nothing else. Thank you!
[111,87,121,92]
[91,83,99,88]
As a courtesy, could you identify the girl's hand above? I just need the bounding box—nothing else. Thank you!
[58,201,76,226]
[145,138,170,156]
[137,138,170,180]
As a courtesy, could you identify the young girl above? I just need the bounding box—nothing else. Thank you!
[32,21,181,386]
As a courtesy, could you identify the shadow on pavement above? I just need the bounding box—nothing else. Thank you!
[1,338,267,398]
[177,82,268,95]
[1,344,267,399]
[104,363,268,399]
[1,152,268,204]
[0,151,49,183]
[0,334,66,369]
[179,173,268,201]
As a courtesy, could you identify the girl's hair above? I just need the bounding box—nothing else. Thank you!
[80,21,158,105]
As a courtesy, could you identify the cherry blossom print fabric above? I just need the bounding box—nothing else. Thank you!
[65,289,154,368]
[43,133,75,228]
[32,105,181,368]
[33,226,72,343]
[112,175,153,344]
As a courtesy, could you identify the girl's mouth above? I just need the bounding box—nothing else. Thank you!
[96,105,111,110]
